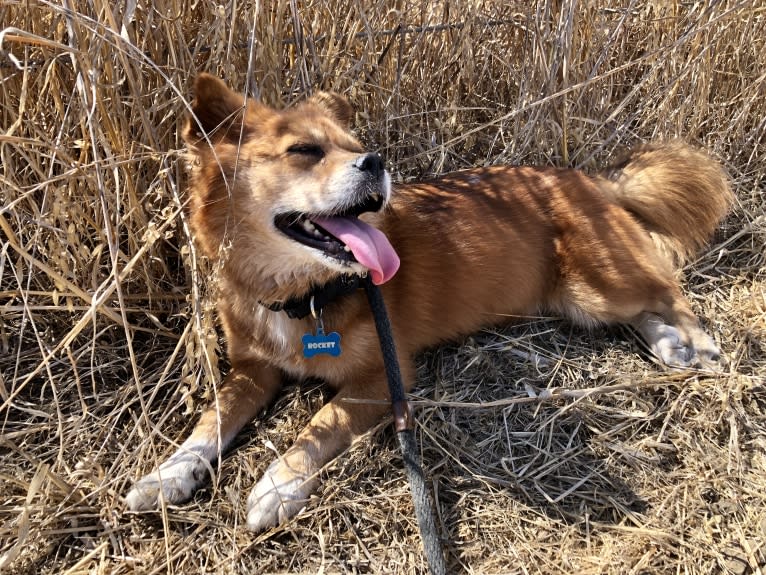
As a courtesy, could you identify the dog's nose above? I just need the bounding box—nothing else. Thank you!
[354,153,385,180]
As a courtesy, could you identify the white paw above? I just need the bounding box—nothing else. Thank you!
[643,317,721,369]
[125,449,212,511]
[689,332,722,368]
[246,459,317,531]
[650,323,694,367]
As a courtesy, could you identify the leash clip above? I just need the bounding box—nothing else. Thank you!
[309,295,324,332]
[302,295,341,358]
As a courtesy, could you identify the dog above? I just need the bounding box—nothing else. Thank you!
[125,73,732,531]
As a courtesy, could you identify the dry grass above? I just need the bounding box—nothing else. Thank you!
[1,0,765,573]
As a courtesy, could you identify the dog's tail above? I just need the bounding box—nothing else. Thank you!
[598,141,733,267]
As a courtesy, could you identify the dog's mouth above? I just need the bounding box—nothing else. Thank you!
[274,194,400,285]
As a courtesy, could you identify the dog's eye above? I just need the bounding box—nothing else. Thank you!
[287,143,325,159]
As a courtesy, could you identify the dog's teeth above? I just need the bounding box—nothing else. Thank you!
[343,245,351,252]
[302,220,316,233]
[302,219,329,239]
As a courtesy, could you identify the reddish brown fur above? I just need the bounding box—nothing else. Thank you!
[125,74,732,530]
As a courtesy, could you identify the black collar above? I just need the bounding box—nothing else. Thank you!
[261,274,363,319]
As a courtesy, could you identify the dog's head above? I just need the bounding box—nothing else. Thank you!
[183,74,399,299]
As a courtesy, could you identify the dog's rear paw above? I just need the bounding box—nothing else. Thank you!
[657,327,722,370]
[246,459,316,532]
[649,323,695,368]
[639,315,722,370]
[688,332,722,370]
[125,453,209,511]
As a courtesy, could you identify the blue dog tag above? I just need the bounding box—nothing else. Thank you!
[302,327,342,358]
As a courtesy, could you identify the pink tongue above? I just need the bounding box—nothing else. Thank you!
[312,216,400,285]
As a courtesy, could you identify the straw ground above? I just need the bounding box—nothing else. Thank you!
[1,1,764,573]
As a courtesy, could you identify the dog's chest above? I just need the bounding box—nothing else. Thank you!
[252,306,304,355]
[246,307,335,377]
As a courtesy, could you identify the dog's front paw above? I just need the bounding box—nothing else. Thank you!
[125,452,210,511]
[246,459,317,531]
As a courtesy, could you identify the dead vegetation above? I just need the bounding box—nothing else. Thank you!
[1,1,764,573]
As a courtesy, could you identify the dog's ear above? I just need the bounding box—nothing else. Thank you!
[184,74,257,148]
[308,91,354,128]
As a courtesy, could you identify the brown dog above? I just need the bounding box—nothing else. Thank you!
[125,74,732,531]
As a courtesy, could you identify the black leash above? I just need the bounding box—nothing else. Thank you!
[362,275,448,575]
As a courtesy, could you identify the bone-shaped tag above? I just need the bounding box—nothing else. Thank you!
[302,327,341,358]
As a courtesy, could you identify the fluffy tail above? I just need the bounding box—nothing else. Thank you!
[598,141,733,267]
